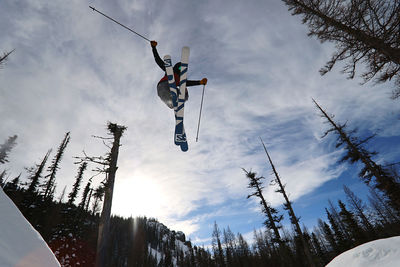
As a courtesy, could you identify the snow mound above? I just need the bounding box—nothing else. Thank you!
[0,188,60,267]
[326,236,400,267]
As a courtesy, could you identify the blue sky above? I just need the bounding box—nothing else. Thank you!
[1,0,400,246]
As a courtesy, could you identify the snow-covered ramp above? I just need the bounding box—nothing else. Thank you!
[326,236,400,267]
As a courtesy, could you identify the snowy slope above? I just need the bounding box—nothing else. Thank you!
[326,236,400,267]
[0,188,60,267]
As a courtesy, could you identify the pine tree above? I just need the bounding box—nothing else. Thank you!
[43,132,70,199]
[79,178,92,210]
[311,232,327,266]
[0,170,7,187]
[223,227,236,266]
[282,0,400,98]
[327,200,352,241]
[343,185,375,235]
[236,233,250,265]
[326,209,348,252]
[0,50,14,67]
[319,220,338,253]
[211,222,225,267]
[261,139,316,267]
[91,185,105,215]
[243,169,283,246]
[58,185,67,204]
[0,135,17,164]
[368,188,400,223]
[4,173,21,192]
[314,99,400,211]
[68,162,87,205]
[338,200,366,244]
[26,150,52,194]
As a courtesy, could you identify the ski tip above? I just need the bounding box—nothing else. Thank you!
[180,143,188,152]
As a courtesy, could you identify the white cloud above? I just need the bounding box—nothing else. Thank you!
[1,0,399,244]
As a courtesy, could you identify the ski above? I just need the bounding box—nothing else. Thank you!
[176,46,190,151]
[163,54,188,151]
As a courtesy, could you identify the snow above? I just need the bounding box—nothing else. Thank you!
[326,236,400,267]
[148,245,162,264]
[0,188,60,267]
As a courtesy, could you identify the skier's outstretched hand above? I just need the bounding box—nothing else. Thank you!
[150,40,158,47]
[200,78,208,85]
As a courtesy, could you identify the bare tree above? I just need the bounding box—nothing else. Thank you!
[75,122,126,267]
[260,138,316,267]
[282,0,400,98]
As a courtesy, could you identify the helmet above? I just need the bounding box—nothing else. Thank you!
[173,62,181,73]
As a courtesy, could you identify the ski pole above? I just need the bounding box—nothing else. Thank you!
[195,84,206,142]
[89,6,151,42]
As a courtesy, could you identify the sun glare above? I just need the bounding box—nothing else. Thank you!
[112,174,166,219]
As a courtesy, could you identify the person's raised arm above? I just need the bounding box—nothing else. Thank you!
[187,78,207,87]
[151,40,165,71]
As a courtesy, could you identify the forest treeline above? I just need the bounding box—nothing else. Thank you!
[1,96,399,266]
[1,0,400,266]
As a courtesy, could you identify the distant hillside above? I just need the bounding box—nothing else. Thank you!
[2,182,212,266]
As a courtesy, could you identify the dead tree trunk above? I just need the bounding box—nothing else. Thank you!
[261,138,316,267]
[95,123,126,267]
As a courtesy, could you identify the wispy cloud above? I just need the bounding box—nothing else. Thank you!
[1,0,399,245]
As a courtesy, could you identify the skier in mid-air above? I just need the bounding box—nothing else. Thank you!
[151,40,207,109]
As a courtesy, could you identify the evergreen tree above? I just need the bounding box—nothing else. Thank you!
[343,185,375,234]
[314,99,400,211]
[319,220,338,253]
[236,233,251,266]
[4,173,21,192]
[0,135,17,164]
[43,132,70,199]
[68,162,87,205]
[79,178,92,210]
[338,200,366,244]
[223,227,236,266]
[327,200,352,241]
[243,169,283,245]
[58,185,67,204]
[0,170,7,187]
[311,232,328,266]
[325,209,348,252]
[211,222,225,267]
[368,188,400,223]
[282,0,400,98]
[26,150,52,194]
[0,50,14,67]
[91,185,105,215]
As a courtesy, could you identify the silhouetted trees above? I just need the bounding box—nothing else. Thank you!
[314,99,400,212]
[260,138,316,267]
[0,135,17,164]
[0,50,14,67]
[282,0,400,98]
[43,132,70,200]
[68,162,87,205]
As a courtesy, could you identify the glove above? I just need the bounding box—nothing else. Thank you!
[200,78,207,85]
[150,40,157,47]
